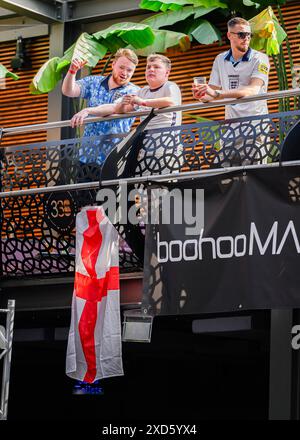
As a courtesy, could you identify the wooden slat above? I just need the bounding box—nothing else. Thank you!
[0,35,49,147]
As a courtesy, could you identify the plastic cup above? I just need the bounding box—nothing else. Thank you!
[193,76,206,85]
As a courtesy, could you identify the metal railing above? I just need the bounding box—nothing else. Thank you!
[0,89,299,279]
[2,88,300,136]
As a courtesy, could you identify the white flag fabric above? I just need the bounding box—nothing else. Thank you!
[66,206,123,383]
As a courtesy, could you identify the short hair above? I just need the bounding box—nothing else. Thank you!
[227,17,250,30]
[147,53,171,70]
[113,48,138,66]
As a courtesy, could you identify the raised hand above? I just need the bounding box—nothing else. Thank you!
[68,58,87,75]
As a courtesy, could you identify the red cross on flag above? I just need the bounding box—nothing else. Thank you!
[66,206,123,383]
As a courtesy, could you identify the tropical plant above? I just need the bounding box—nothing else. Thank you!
[30,22,191,95]
[140,0,228,44]
[245,3,298,111]
[0,63,19,81]
[30,23,155,94]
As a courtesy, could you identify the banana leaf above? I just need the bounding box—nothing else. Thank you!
[243,0,260,8]
[93,22,155,50]
[0,63,19,80]
[56,33,107,73]
[249,6,286,55]
[30,57,61,94]
[191,19,222,44]
[30,23,156,94]
[140,0,227,12]
[139,0,186,12]
[142,5,222,29]
[133,29,190,56]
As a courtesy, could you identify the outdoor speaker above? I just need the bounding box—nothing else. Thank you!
[11,36,31,70]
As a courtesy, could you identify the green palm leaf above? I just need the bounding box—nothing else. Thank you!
[140,0,227,12]
[191,19,222,44]
[140,0,184,12]
[133,29,190,56]
[30,23,156,94]
[93,22,155,49]
[30,57,61,94]
[249,6,286,55]
[142,5,221,29]
[56,33,107,73]
[0,63,19,80]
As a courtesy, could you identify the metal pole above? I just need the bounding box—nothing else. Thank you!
[0,300,15,421]
[269,309,293,420]
[1,159,300,199]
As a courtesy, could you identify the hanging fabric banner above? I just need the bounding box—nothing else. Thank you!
[66,206,123,383]
[143,165,300,315]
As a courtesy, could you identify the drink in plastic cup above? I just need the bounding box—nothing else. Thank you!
[193,76,206,85]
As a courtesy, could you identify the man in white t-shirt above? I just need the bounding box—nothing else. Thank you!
[116,53,182,175]
[193,17,270,166]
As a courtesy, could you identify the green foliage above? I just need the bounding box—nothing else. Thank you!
[191,19,222,43]
[140,0,227,12]
[142,5,224,29]
[142,2,226,46]
[249,6,286,55]
[30,57,61,94]
[133,29,190,55]
[0,63,19,80]
[30,23,156,94]
[56,33,108,73]
[93,22,155,50]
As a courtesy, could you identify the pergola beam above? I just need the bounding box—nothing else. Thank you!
[0,0,147,23]
[0,7,17,18]
[0,0,60,23]
[61,0,144,23]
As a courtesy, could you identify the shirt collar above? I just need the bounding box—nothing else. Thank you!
[101,74,125,91]
[224,48,252,63]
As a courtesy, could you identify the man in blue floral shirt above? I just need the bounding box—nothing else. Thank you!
[62,48,139,173]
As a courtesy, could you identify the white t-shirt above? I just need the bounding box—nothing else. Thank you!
[137,81,182,129]
[209,48,270,119]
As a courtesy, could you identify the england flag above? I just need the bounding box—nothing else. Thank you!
[66,206,123,383]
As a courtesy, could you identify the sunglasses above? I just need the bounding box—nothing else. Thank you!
[230,31,252,40]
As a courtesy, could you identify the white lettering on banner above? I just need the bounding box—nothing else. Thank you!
[276,220,300,254]
[291,325,300,350]
[249,221,278,255]
[157,220,300,263]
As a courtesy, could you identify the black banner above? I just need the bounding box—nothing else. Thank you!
[143,165,300,315]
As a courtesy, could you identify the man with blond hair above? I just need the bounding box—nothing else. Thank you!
[62,48,139,168]
[193,17,270,166]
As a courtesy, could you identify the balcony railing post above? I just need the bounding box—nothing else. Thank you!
[0,299,15,421]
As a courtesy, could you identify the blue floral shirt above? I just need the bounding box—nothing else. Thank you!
[76,75,139,164]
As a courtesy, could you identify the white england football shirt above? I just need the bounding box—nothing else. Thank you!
[137,81,182,128]
[209,48,270,119]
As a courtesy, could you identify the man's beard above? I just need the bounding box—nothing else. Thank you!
[237,44,248,53]
[112,72,127,85]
